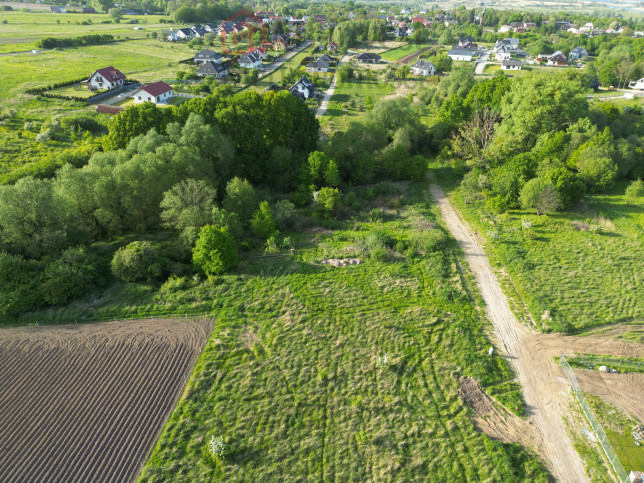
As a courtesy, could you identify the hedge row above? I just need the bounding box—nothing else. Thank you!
[36,34,115,49]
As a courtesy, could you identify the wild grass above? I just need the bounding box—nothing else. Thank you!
[432,163,644,333]
[132,183,547,481]
[567,354,644,374]
[380,42,430,62]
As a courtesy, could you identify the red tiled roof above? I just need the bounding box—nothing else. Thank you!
[247,46,266,54]
[137,81,173,97]
[92,66,125,82]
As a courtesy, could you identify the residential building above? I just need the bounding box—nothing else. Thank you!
[547,51,567,66]
[194,49,223,64]
[239,51,262,69]
[501,59,522,70]
[570,46,588,60]
[176,28,195,40]
[290,76,315,100]
[306,59,330,73]
[447,47,476,61]
[411,59,435,76]
[88,66,126,90]
[327,42,339,52]
[356,53,381,64]
[197,61,228,78]
[133,81,174,104]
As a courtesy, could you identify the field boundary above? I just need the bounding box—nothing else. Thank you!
[559,355,629,483]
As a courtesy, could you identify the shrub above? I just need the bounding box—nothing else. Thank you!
[315,187,341,218]
[40,247,98,305]
[250,201,277,239]
[223,177,257,223]
[111,241,162,282]
[519,178,560,215]
[625,179,644,204]
[211,208,243,240]
[272,200,296,230]
[192,225,238,276]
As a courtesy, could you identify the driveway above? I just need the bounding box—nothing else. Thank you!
[315,74,336,116]
[475,50,490,75]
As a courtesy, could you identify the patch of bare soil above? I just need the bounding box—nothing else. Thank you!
[575,371,644,422]
[459,377,537,449]
[0,318,211,483]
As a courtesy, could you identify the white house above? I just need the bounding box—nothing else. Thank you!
[547,51,567,66]
[88,66,126,90]
[448,47,475,61]
[290,76,315,100]
[570,46,588,60]
[194,49,223,64]
[501,59,522,70]
[239,51,262,69]
[495,51,511,61]
[133,81,174,104]
[411,59,435,76]
[306,58,330,73]
[176,28,195,40]
[165,30,178,41]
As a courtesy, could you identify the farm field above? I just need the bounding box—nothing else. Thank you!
[138,183,548,481]
[432,165,644,334]
[0,318,211,482]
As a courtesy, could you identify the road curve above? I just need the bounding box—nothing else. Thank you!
[428,176,588,482]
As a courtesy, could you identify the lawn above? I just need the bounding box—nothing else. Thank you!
[246,45,319,93]
[131,182,548,481]
[432,164,644,333]
[380,42,431,62]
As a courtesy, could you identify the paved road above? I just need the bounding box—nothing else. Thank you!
[428,175,588,483]
[475,51,490,75]
[315,75,336,116]
[259,41,310,79]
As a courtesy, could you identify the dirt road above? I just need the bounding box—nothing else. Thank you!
[316,75,336,116]
[428,178,588,482]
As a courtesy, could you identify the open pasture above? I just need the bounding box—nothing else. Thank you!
[0,318,210,482]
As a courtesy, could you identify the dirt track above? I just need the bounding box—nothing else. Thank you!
[0,318,210,483]
[429,178,588,482]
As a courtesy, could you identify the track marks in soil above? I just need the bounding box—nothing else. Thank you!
[0,318,210,483]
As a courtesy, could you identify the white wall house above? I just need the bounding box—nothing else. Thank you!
[495,51,511,61]
[501,60,522,70]
[411,59,435,76]
[448,48,475,61]
[88,66,126,90]
[133,81,174,104]
[239,52,262,69]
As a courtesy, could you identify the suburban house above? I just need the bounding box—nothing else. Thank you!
[319,54,334,63]
[133,81,174,104]
[176,28,195,40]
[220,22,234,35]
[547,51,567,66]
[194,49,223,64]
[495,51,511,61]
[197,61,228,78]
[459,36,475,47]
[239,51,262,69]
[447,47,476,61]
[494,38,520,52]
[395,27,409,38]
[204,23,218,32]
[50,6,66,13]
[246,46,268,59]
[164,30,178,42]
[411,59,435,76]
[191,26,207,38]
[570,46,589,60]
[356,53,381,64]
[306,59,330,73]
[272,35,288,50]
[501,59,522,70]
[290,76,316,100]
[327,42,339,52]
[88,66,126,90]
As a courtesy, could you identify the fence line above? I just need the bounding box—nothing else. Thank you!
[559,355,630,483]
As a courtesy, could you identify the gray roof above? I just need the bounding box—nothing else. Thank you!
[197,61,228,75]
[240,51,261,65]
[195,49,223,61]
[307,59,330,69]
[412,59,435,70]
[448,48,475,56]
[319,54,333,62]
[572,46,587,53]
[501,60,522,67]
[356,52,381,60]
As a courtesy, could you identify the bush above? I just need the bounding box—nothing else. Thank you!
[223,177,257,223]
[315,187,341,218]
[192,225,238,276]
[272,200,296,230]
[111,241,162,282]
[625,178,644,204]
[40,247,98,305]
[250,201,277,239]
[211,207,243,239]
[519,178,560,215]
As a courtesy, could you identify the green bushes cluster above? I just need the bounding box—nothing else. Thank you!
[36,34,115,49]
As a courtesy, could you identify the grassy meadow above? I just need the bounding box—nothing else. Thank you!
[432,164,644,334]
[380,42,432,62]
[132,183,547,481]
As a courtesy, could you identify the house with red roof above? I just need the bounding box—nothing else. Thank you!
[132,81,174,104]
[88,66,126,90]
[246,46,267,59]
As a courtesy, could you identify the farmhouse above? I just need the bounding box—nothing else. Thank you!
[290,76,315,100]
[197,61,228,78]
[88,66,126,90]
[194,49,223,64]
[447,47,476,61]
[356,53,381,64]
[306,59,330,73]
[133,81,174,104]
[239,51,262,69]
[501,59,522,70]
[570,46,588,60]
[411,59,435,76]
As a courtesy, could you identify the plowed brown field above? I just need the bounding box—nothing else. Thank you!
[0,318,211,483]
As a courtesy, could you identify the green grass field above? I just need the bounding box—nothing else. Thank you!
[380,43,430,62]
[246,45,319,92]
[432,164,644,333]
[131,183,547,481]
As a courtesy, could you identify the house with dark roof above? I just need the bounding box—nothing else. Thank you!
[290,76,315,100]
[327,42,339,52]
[411,59,435,76]
[191,26,207,38]
[194,49,223,64]
[219,22,235,34]
[239,51,262,69]
[356,53,381,64]
[88,66,126,90]
[570,46,588,60]
[501,59,522,70]
[318,54,334,63]
[176,28,195,40]
[547,51,567,66]
[246,46,268,59]
[133,81,174,104]
[197,61,228,78]
[447,47,476,61]
[306,59,330,73]
[459,36,475,47]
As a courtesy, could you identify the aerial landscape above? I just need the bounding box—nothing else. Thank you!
[0,0,642,481]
